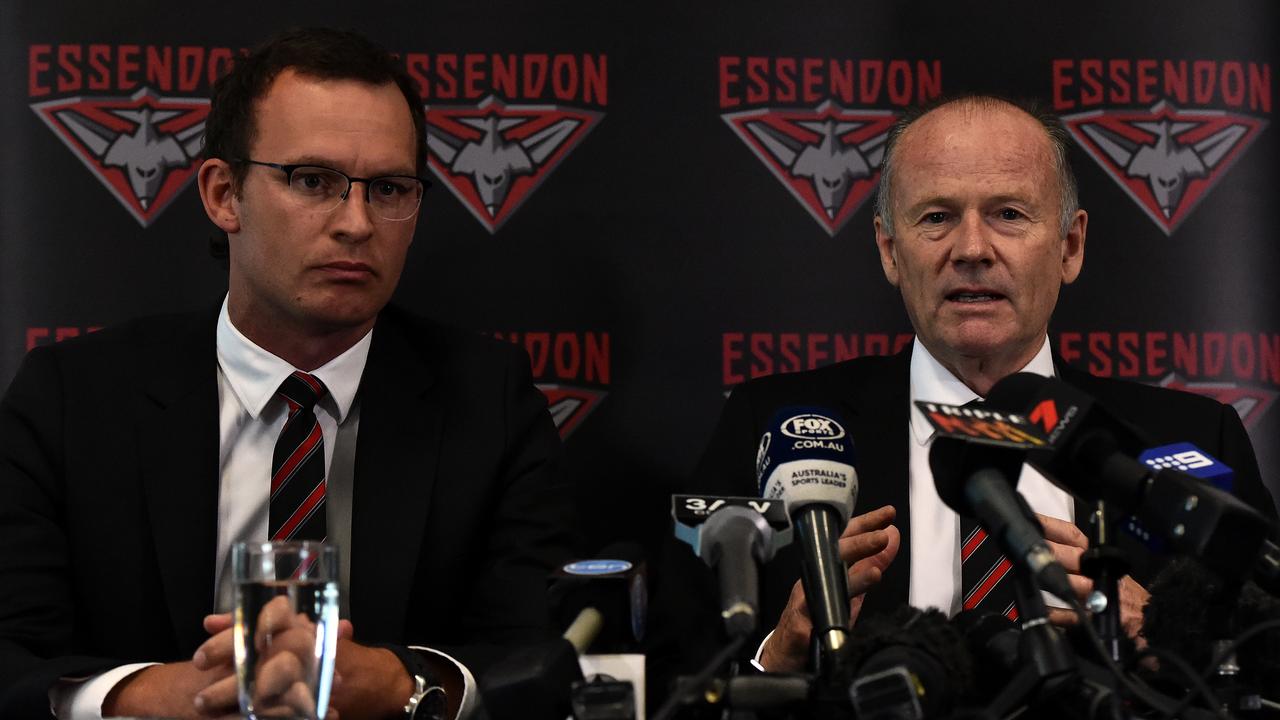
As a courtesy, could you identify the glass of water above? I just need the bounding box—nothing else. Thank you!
[232,541,340,720]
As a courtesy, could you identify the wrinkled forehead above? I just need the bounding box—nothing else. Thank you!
[892,102,1058,203]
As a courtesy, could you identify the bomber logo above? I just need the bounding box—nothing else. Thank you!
[30,88,208,227]
[426,95,602,233]
[1156,372,1276,430]
[538,384,606,439]
[1062,101,1265,235]
[723,101,895,236]
[494,329,610,440]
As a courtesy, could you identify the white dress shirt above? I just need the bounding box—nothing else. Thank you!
[754,337,1075,667]
[53,299,475,719]
[907,336,1075,614]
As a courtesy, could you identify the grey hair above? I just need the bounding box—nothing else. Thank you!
[874,94,1080,237]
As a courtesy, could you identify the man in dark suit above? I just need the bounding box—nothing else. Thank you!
[679,95,1275,673]
[0,28,576,719]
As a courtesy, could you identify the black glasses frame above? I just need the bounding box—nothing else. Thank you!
[235,159,431,218]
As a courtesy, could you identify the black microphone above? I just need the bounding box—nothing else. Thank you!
[929,436,1076,604]
[549,542,648,653]
[672,495,792,637]
[983,373,1276,589]
[757,406,858,668]
[1142,556,1280,699]
[484,544,643,720]
[842,606,974,720]
[953,610,1132,720]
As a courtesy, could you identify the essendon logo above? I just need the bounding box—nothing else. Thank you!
[30,88,208,227]
[539,384,606,438]
[493,330,610,439]
[1062,102,1265,234]
[722,102,895,235]
[1056,330,1280,430]
[426,96,601,232]
[27,43,235,227]
[718,56,941,236]
[1051,59,1271,235]
[409,53,607,234]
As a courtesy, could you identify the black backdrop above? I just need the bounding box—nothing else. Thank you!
[3,0,1277,558]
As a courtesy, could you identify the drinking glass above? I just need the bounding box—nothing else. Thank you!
[232,541,340,720]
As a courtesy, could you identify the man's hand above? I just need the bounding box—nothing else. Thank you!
[192,607,422,720]
[102,614,240,720]
[759,505,900,673]
[101,659,229,719]
[1038,513,1150,639]
[192,596,348,719]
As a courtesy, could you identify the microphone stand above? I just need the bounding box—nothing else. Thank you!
[981,551,1079,719]
[1079,500,1129,664]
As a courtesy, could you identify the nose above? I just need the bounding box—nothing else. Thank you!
[951,211,994,266]
[331,181,376,243]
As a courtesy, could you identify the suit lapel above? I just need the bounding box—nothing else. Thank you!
[137,311,221,652]
[836,351,913,617]
[348,315,440,640]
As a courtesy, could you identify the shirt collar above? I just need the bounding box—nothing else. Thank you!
[908,336,1056,445]
[215,297,372,421]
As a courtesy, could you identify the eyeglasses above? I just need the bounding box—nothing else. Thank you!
[238,159,428,222]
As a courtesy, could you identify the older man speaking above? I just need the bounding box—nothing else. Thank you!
[684,94,1275,673]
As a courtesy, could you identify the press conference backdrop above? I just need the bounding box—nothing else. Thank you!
[2,0,1277,553]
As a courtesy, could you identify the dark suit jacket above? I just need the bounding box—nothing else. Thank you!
[0,305,579,716]
[656,346,1276,674]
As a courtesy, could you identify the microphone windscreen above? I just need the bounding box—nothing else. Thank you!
[1143,556,1280,690]
[841,606,974,710]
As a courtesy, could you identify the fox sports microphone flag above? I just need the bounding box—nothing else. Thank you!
[756,406,857,522]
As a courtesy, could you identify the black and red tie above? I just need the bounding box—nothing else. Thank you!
[960,517,1020,620]
[957,398,1020,620]
[270,371,328,542]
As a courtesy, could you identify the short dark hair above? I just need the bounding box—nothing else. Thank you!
[203,27,426,259]
[873,93,1079,237]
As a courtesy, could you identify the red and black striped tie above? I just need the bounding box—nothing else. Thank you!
[270,371,328,542]
[960,518,1020,620]
[957,397,1019,620]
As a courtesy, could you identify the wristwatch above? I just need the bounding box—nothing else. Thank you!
[404,673,448,720]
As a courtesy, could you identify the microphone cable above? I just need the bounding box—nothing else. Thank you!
[1064,598,1230,720]
[1159,618,1280,720]
[650,634,747,720]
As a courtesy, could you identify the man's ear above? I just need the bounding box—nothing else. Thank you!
[197,159,240,234]
[874,215,901,287]
[1060,208,1087,285]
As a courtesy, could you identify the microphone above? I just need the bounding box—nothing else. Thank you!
[757,406,858,666]
[484,544,644,720]
[1142,556,1280,706]
[928,435,1076,604]
[953,610,1130,720]
[1123,443,1233,554]
[672,494,792,637]
[951,609,1022,699]
[549,543,648,653]
[983,373,1277,591]
[842,606,974,720]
